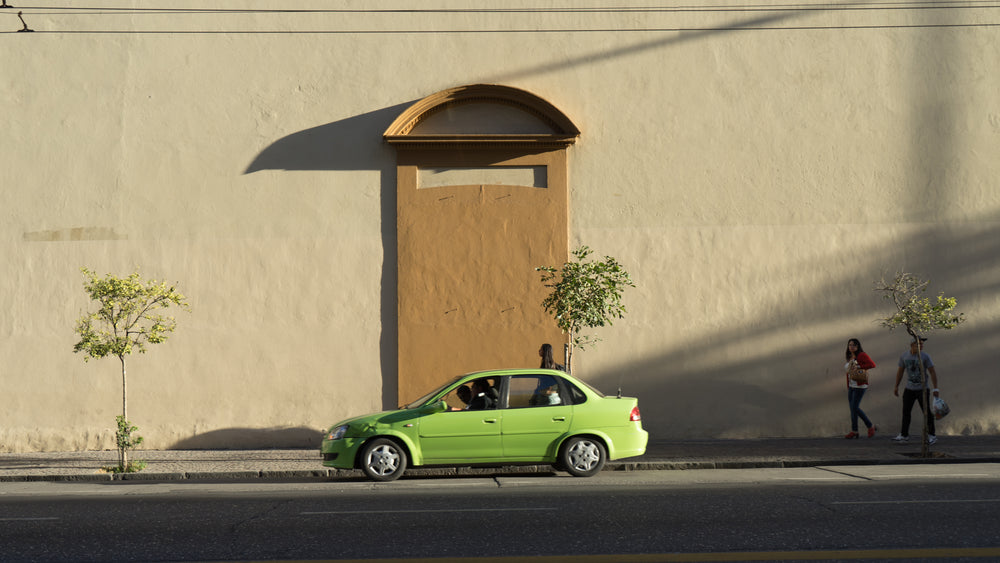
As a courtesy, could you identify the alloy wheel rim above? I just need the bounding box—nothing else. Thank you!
[568,441,599,470]
[369,445,399,475]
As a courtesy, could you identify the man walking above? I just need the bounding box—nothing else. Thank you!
[893,337,940,444]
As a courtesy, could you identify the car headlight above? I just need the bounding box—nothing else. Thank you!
[325,425,349,441]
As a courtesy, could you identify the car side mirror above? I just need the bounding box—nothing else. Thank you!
[425,400,448,413]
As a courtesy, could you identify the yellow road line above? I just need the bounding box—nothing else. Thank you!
[268,546,1000,563]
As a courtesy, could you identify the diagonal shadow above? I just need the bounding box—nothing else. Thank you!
[587,209,1000,439]
[239,4,998,436]
[239,11,809,412]
[489,12,808,83]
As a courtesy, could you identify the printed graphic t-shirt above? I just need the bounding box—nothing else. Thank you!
[898,351,934,391]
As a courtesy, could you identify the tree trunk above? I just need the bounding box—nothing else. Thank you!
[912,334,931,458]
[565,329,574,375]
[119,356,128,469]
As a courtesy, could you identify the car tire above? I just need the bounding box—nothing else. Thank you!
[360,438,407,481]
[559,436,606,477]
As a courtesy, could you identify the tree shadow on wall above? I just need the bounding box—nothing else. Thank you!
[587,12,998,439]
[244,101,414,412]
[591,211,1000,440]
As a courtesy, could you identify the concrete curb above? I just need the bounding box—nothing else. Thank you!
[4,437,1000,483]
[5,457,1000,483]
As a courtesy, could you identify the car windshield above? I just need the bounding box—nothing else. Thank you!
[402,375,465,409]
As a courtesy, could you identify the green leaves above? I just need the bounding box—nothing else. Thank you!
[114,415,144,452]
[74,268,186,474]
[874,272,965,338]
[73,268,190,361]
[536,246,635,351]
[874,272,962,456]
[101,415,146,474]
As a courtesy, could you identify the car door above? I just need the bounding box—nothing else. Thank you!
[417,385,502,463]
[500,374,573,461]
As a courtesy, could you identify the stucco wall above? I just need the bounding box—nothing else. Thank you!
[2,1,998,451]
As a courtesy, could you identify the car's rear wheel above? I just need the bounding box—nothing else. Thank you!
[360,438,407,481]
[559,436,606,477]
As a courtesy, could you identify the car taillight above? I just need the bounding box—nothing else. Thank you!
[629,406,641,422]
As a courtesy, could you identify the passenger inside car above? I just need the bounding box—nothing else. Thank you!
[468,379,496,410]
[449,384,472,410]
[529,375,562,406]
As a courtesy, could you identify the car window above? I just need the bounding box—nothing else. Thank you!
[507,375,565,408]
[565,379,587,405]
[467,378,498,410]
[440,383,473,411]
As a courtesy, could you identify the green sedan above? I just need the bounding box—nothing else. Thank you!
[320,368,648,481]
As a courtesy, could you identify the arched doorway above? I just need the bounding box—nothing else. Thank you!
[385,84,580,403]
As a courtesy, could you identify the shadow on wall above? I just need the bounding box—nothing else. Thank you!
[593,212,1000,440]
[244,101,414,413]
[235,9,995,442]
[244,102,412,173]
[237,9,812,416]
[561,6,998,441]
[490,12,805,83]
[168,427,324,450]
[244,100,416,172]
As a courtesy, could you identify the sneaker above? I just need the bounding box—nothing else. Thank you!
[928,435,938,445]
[893,434,909,442]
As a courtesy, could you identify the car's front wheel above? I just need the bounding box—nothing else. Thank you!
[360,438,407,481]
[559,436,606,477]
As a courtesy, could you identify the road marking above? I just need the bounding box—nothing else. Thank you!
[0,517,59,521]
[833,498,1000,505]
[326,547,1000,562]
[301,507,556,515]
[866,474,993,478]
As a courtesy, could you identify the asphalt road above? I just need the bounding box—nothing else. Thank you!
[2,465,1000,562]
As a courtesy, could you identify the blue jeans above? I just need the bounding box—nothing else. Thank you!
[848,387,873,432]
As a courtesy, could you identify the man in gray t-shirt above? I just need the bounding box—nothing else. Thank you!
[893,338,940,442]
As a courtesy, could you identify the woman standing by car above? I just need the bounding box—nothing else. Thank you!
[844,338,877,438]
[539,343,565,371]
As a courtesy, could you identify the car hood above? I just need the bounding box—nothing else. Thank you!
[329,408,425,435]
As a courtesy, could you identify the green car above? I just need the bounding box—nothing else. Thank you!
[321,368,648,481]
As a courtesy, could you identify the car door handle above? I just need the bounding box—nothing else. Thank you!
[552,417,566,422]
[483,418,497,423]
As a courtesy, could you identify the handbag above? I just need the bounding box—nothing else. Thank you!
[847,359,869,385]
[932,396,950,419]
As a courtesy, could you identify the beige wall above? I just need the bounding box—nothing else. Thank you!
[2,1,998,451]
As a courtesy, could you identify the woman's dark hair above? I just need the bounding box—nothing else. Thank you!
[845,338,865,360]
[540,343,557,369]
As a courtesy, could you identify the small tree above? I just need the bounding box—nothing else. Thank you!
[536,246,635,373]
[73,268,189,472]
[874,272,964,456]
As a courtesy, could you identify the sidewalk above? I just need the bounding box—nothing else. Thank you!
[2,435,999,482]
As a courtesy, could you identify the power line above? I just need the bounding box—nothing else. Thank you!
[9,1,1000,14]
[3,22,999,34]
[4,2,1000,33]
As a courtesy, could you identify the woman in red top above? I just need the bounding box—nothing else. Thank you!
[844,338,877,438]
